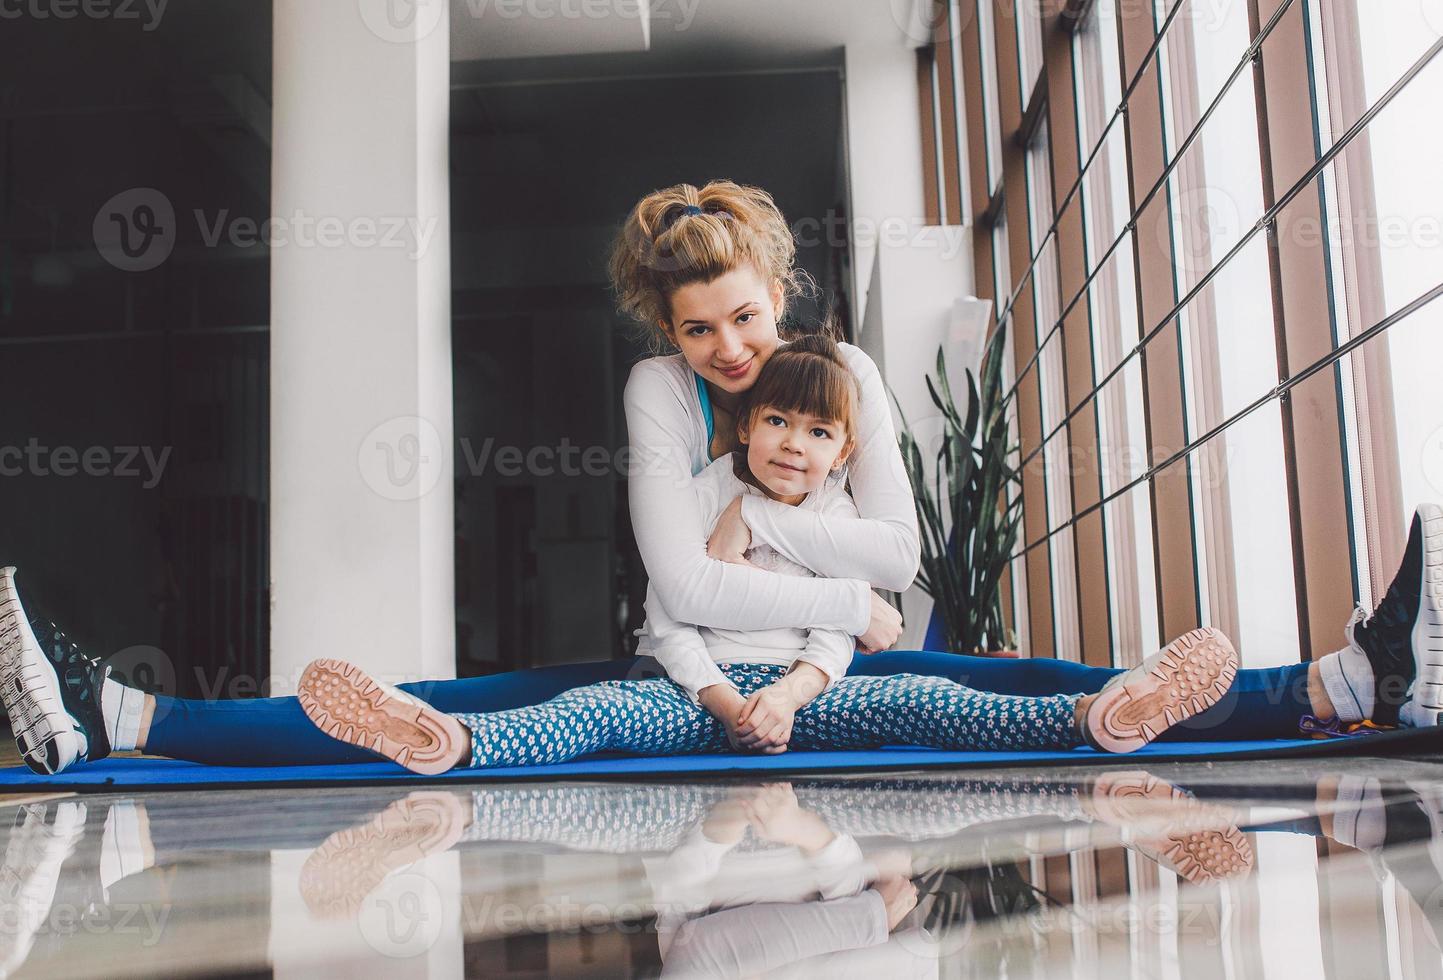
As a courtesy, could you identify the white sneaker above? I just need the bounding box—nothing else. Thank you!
[0,568,88,774]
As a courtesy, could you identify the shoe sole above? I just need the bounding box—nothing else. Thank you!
[1411,503,1443,720]
[299,791,466,919]
[1086,627,1238,753]
[1088,771,1253,884]
[0,568,80,775]
[298,659,465,776]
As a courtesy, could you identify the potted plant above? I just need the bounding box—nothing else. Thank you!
[891,323,1022,656]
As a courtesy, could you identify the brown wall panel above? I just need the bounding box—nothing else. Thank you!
[936,8,966,226]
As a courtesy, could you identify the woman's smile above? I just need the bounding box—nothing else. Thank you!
[716,358,754,381]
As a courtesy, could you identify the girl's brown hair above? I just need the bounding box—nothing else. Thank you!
[608,179,820,351]
[732,334,860,481]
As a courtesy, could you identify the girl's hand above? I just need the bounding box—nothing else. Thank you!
[857,591,903,654]
[698,684,751,752]
[744,783,835,852]
[707,496,753,565]
[735,684,802,753]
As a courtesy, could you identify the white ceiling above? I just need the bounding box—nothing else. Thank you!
[450,0,924,77]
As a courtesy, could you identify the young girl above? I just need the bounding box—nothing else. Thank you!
[289,337,1242,773]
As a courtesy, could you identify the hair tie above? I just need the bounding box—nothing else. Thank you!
[682,204,704,216]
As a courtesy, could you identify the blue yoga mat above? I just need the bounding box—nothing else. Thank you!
[1,726,1439,793]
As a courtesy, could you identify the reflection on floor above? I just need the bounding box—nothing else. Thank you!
[2,758,1443,977]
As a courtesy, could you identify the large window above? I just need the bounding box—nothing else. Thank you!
[944,0,1441,669]
[1156,0,1299,666]
[1312,0,1443,604]
[1074,0,1159,666]
[1024,121,1082,661]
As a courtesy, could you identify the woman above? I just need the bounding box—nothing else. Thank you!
[1,180,1439,774]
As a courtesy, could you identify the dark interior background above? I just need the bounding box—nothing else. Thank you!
[0,1,850,696]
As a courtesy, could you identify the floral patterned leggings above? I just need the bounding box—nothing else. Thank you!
[450,663,1082,769]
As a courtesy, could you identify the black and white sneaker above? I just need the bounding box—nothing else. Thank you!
[1346,504,1443,728]
[0,567,111,774]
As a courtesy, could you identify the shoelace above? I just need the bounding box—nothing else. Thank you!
[33,622,96,668]
[1343,604,1369,651]
[33,622,103,704]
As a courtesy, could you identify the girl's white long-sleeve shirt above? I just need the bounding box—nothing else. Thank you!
[637,456,859,701]
[622,341,921,641]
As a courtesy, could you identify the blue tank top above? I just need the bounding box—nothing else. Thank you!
[694,372,715,460]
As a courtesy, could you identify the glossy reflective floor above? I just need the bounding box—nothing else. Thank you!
[4,757,1443,978]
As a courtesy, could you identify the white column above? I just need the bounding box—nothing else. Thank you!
[270,0,454,689]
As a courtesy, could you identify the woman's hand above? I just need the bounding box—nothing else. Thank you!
[707,496,753,565]
[857,591,903,654]
[872,875,919,932]
[734,684,803,754]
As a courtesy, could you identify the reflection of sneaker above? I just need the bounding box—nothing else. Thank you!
[1348,504,1443,727]
[1086,771,1253,885]
[298,659,467,775]
[1083,627,1239,753]
[0,567,108,774]
[299,791,466,919]
[0,801,87,976]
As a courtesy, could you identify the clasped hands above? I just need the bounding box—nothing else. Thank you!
[698,661,829,754]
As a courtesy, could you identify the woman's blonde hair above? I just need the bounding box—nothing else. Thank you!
[608,180,818,351]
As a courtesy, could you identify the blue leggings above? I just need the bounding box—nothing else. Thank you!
[143,650,1315,767]
[454,663,1080,768]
